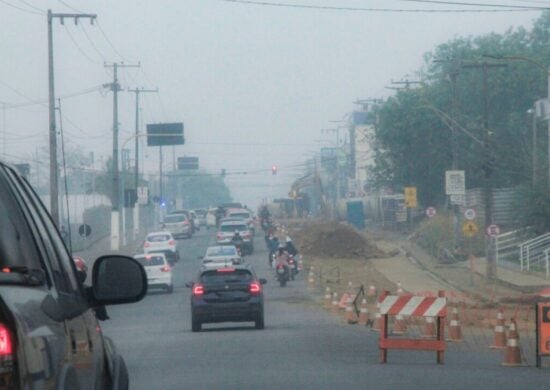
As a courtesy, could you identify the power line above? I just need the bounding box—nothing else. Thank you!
[0,0,43,15]
[17,0,44,12]
[80,23,108,62]
[56,0,82,13]
[96,20,132,62]
[216,0,538,12]
[396,0,548,9]
[63,24,101,64]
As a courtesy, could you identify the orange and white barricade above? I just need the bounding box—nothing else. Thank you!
[379,290,447,364]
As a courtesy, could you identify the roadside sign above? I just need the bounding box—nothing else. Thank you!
[462,221,478,237]
[426,207,436,218]
[78,224,92,238]
[137,186,149,205]
[445,170,465,195]
[464,208,476,220]
[536,302,550,367]
[178,156,199,170]
[404,187,417,208]
[486,224,500,237]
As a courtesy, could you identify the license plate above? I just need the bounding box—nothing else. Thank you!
[277,268,285,274]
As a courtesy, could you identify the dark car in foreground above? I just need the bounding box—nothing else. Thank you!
[0,161,147,389]
[186,265,266,332]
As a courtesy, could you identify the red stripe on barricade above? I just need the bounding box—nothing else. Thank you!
[411,297,436,317]
[387,296,412,316]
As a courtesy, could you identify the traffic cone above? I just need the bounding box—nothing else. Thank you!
[392,314,407,335]
[345,298,357,324]
[324,287,332,310]
[396,281,404,296]
[371,302,381,332]
[358,299,369,326]
[367,285,377,298]
[490,309,507,349]
[422,316,436,339]
[502,318,523,366]
[307,270,315,288]
[448,307,463,342]
[331,292,339,314]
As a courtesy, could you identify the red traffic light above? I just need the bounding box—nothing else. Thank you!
[271,165,277,175]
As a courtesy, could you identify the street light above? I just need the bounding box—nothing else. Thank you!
[483,54,550,187]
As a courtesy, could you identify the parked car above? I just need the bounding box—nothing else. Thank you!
[162,213,192,239]
[0,161,147,389]
[186,264,266,331]
[144,231,180,263]
[216,220,254,254]
[134,253,174,293]
[200,245,243,266]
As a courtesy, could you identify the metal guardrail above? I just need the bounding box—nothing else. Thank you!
[495,229,524,265]
[519,232,550,272]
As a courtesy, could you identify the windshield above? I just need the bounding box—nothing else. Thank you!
[135,255,165,266]
[228,212,250,219]
[164,215,186,223]
[200,269,252,284]
[206,246,238,257]
[147,234,171,242]
[220,224,247,233]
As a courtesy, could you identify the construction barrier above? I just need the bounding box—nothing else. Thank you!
[379,290,447,364]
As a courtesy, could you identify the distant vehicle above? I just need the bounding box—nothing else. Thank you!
[162,213,192,239]
[217,220,254,254]
[206,207,217,229]
[168,209,197,233]
[144,231,180,263]
[186,265,266,331]
[0,161,147,389]
[200,245,242,266]
[225,208,255,234]
[193,208,208,226]
[134,253,174,293]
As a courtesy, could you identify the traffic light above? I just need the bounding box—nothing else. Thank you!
[271,165,277,175]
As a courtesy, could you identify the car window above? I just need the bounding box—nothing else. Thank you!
[206,247,237,257]
[164,215,186,223]
[229,213,250,219]
[147,234,171,242]
[136,255,165,267]
[200,269,252,284]
[220,224,247,232]
[4,167,79,293]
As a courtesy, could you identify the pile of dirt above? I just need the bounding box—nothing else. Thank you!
[293,221,384,259]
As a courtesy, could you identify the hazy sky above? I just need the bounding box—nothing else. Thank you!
[0,0,542,208]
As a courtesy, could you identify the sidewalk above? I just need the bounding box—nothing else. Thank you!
[368,230,548,298]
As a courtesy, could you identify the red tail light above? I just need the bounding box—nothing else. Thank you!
[250,282,261,294]
[217,268,235,273]
[192,284,204,295]
[0,324,13,356]
[161,266,171,272]
[168,240,176,246]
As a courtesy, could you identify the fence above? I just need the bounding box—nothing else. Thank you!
[519,232,550,277]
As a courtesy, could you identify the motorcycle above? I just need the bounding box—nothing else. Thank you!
[275,263,289,287]
[288,255,298,280]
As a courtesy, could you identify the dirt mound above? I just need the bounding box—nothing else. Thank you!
[293,221,384,259]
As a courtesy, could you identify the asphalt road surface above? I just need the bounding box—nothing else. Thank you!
[102,230,550,389]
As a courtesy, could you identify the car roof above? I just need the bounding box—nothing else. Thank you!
[220,220,248,226]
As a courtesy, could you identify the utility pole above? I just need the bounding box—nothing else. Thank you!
[128,87,158,239]
[104,62,140,250]
[462,61,507,280]
[48,10,96,226]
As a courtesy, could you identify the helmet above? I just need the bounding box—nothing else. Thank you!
[285,236,292,243]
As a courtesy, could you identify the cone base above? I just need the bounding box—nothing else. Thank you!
[489,345,506,349]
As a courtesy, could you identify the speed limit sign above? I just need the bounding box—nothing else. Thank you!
[486,224,500,237]
[464,208,476,220]
[426,207,437,218]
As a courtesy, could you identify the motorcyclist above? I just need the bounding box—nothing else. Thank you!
[231,229,244,255]
[266,234,279,267]
[275,245,289,268]
[283,236,298,257]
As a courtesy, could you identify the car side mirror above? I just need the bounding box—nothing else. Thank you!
[91,255,147,305]
[185,282,194,288]
[259,278,267,285]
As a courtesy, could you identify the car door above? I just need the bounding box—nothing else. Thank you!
[5,167,103,389]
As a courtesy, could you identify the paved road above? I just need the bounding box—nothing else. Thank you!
[101,229,550,389]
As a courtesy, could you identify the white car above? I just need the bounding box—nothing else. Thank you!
[225,208,255,234]
[201,245,243,266]
[134,253,174,293]
[216,220,254,254]
[144,231,180,263]
[162,213,192,239]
